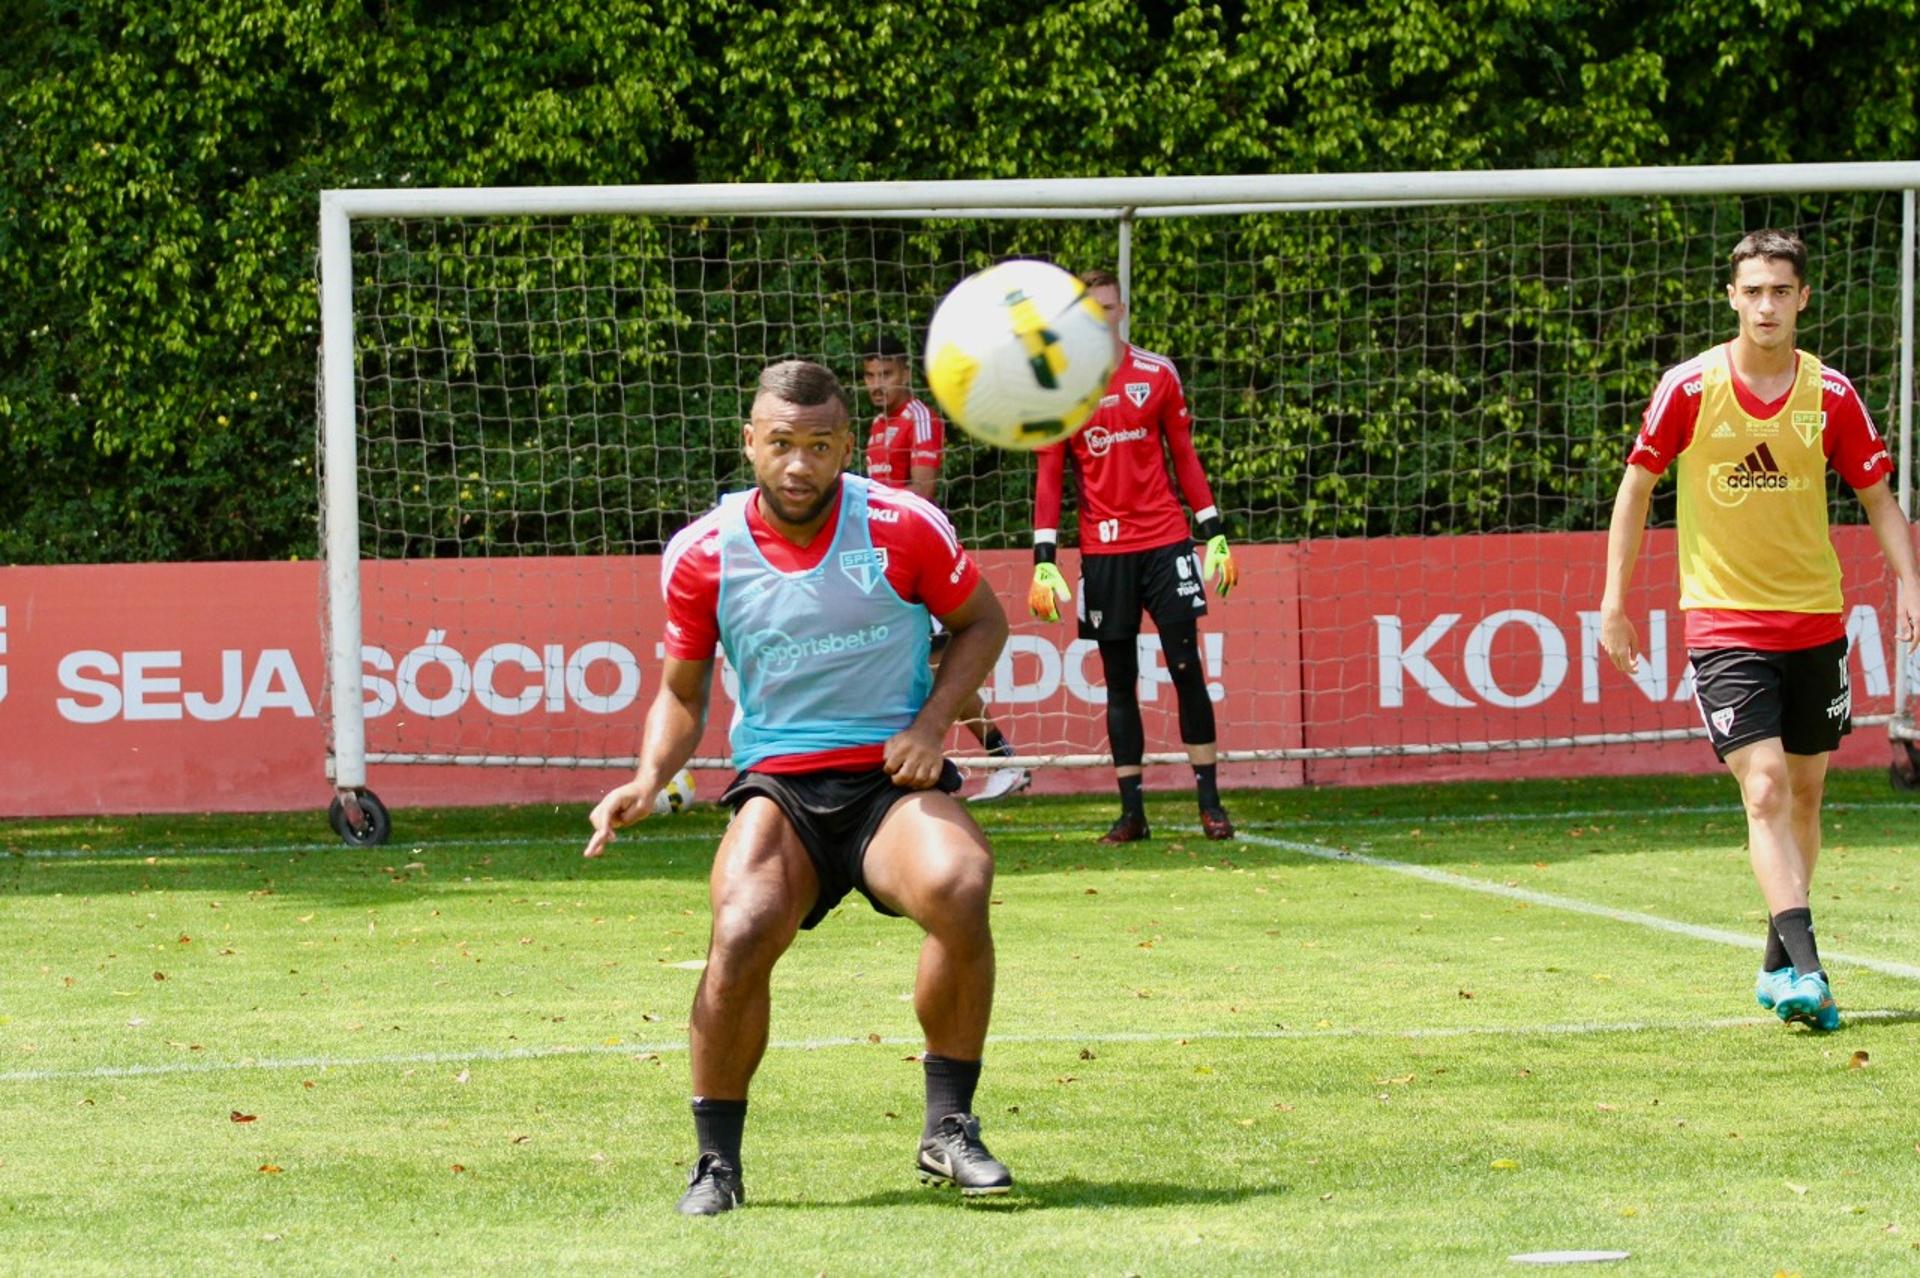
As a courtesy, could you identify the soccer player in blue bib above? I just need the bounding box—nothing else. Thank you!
[585,360,1015,1214]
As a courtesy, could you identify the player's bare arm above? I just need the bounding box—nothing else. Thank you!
[1858,477,1920,643]
[908,464,939,502]
[884,579,1009,789]
[584,656,713,857]
[1599,462,1659,674]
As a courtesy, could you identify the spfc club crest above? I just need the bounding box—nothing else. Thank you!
[1124,382,1150,408]
[838,547,890,593]
[1710,706,1735,737]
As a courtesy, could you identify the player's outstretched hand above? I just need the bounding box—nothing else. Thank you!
[584,780,653,858]
[1203,534,1238,598]
[1029,563,1072,622]
[883,723,947,790]
[1598,605,1640,675]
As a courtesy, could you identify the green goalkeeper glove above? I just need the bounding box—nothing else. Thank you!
[1203,534,1238,598]
[1028,562,1072,622]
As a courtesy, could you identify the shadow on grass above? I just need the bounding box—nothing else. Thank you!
[755,1174,1288,1212]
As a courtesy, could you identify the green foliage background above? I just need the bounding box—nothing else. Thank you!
[5,0,1917,563]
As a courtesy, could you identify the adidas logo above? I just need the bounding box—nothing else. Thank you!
[1710,421,1737,439]
[1723,442,1791,491]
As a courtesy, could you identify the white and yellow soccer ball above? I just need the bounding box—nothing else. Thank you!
[924,259,1115,451]
[652,767,697,816]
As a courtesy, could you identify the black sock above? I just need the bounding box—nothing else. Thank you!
[923,1054,983,1138]
[691,1096,748,1168]
[1762,920,1792,972]
[981,726,1014,759]
[1194,763,1220,811]
[1770,908,1823,978]
[1117,774,1145,819]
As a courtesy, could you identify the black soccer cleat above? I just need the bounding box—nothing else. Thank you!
[1199,806,1235,841]
[676,1152,745,1216]
[1098,812,1151,844]
[917,1113,1013,1196]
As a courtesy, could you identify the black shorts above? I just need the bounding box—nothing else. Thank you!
[720,760,963,930]
[1689,639,1852,761]
[1077,539,1208,641]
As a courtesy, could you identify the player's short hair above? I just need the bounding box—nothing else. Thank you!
[757,360,851,417]
[1730,229,1808,284]
[862,333,909,362]
[1078,268,1120,291]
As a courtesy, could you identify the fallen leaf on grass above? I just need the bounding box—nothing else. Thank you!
[1489,1158,1519,1171]
[454,1070,470,1085]
[509,1134,531,1145]
[451,1164,466,1174]
[1595,1103,1617,1112]
[1785,1182,1809,1196]
[230,1111,257,1124]
[866,1033,882,1044]
[258,1164,282,1174]
[1319,1192,1334,1202]
[152,971,167,982]
[1079,1048,1096,1061]
[1847,1051,1869,1070]
[1374,1074,1415,1086]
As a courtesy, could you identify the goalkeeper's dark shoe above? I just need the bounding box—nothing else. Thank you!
[917,1113,1013,1196]
[1199,807,1236,841]
[1097,812,1151,844]
[676,1152,745,1215]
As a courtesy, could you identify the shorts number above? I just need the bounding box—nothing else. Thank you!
[1097,518,1120,544]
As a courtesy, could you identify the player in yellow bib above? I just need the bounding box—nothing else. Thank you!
[1600,229,1920,1031]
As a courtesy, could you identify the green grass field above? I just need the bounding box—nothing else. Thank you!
[4,770,1918,1275]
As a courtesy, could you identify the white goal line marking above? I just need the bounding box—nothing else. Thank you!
[5,1011,1909,1086]
[7,799,1913,863]
[1238,831,1920,984]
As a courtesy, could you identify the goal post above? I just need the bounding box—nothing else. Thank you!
[317,163,1920,835]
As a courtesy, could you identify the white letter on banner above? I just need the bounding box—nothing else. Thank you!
[122,651,183,721]
[397,630,471,718]
[361,646,397,719]
[1846,604,1890,698]
[185,651,245,721]
[57,650,121,723]
[241,650,313,718]
[1065,639,1106,704]
[1578,609,1668,703]
[991,634,1061,705]
[565,642,640,714]
[1463,610,1567,709]
[543,644,568,712]
[474,643,543,716]
[1376,614,1470,708]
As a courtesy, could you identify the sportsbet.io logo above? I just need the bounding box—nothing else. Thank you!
[750,624,892,678]
[1707,442,1809,508]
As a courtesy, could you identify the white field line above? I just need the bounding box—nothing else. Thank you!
[4,1011,1912,1086]
[1239,832,1920,983]
[6,801,1914,863]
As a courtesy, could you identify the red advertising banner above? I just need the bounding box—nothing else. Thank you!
[0,533,1907,818]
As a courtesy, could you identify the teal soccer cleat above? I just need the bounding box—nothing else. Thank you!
[1774,969,1841,1032]
[1754,966,1797,1011]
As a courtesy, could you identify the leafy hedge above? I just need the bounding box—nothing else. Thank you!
[5,0,1916,563]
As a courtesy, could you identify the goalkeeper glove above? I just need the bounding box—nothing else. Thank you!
[1029,562,1072,622]
[1203,534,1238,598]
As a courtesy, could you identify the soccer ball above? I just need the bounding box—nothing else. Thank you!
[652,767,697,816]
[924,259,1115,450]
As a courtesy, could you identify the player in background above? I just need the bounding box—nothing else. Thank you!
[863,333,1031,803]
[585,360,1015,1213]
[1600,229,1920,1031]
[1027,270,1240,844]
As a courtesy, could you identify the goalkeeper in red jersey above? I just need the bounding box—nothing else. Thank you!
[1027,270,1239,844]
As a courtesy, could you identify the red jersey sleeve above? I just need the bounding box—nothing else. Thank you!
[660,513,724,661]
[1627,359,1703,475]
[1033,440,1067,534]
[1157,364,1218,517]
[908,400,945,471]
[869,487,980,616]
[1820,370,1895,489]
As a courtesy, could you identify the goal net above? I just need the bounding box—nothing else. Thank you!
[318,169,1918,804]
